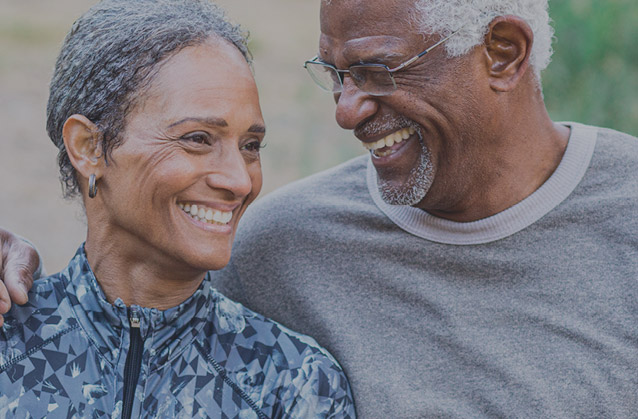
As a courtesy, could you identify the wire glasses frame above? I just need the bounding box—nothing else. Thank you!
[304,27,464,96]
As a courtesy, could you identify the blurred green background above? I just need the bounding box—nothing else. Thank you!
[1,0,637,273]
[544,0,638,135]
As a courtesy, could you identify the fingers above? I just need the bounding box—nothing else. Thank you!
[0,278,9,327]
[0,228,39,311]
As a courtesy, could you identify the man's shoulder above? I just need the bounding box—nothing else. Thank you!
[559,123,638,234]
[252,154,368,210]
[584,123,638,182]
[235,155,371,236]
[594,125,638,158]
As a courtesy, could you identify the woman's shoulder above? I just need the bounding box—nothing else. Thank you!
[1,272,78,364]
[210,290,341,366]
[205,290,356,417]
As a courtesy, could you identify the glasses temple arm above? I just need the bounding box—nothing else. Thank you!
[390,27,463,72]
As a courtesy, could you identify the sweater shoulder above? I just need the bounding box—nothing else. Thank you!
[236,155,373,236]
[252,155,368,210]
[576,124,638,195]
[593,126,638,165]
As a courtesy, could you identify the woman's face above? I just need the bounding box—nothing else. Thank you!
[94,38,264,273]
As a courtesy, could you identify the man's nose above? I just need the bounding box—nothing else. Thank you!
[334,76,378,130]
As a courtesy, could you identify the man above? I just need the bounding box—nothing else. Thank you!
[3,0,637,417]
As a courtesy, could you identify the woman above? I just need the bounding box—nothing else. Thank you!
[0,0,355,417]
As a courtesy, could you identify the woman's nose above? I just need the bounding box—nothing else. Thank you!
[205,148,254,199]
[334,76,378,130]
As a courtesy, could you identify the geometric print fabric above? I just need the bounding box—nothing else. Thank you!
[0,246,355,418]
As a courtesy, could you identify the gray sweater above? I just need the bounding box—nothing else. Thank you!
[214,123,638,418]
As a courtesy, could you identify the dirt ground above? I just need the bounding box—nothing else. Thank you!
[0,0,361,273]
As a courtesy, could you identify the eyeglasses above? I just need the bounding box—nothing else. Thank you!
[304,27,463,96]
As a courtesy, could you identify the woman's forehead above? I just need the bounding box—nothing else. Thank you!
[133,40,263,127]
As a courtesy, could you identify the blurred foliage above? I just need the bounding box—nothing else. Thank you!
[544,0,638,136]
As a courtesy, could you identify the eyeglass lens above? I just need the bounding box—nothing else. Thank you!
[306,62,397,96]
[306,63,343,93]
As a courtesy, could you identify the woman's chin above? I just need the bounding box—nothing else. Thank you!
[173,248,231,273]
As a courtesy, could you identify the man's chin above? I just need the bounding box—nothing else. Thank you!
[376,157,434,207]
[377,177,430,206]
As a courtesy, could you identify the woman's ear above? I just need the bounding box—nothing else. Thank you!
[62,114,105,180]
[483,15,534,92]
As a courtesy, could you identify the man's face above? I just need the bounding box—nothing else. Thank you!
[319,0,490,211]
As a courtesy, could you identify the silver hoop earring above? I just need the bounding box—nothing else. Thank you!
[88,174,98,199]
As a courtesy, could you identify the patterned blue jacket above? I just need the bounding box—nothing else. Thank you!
[0,247,355,418]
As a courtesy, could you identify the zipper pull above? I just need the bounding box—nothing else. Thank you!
[130,310,141,328]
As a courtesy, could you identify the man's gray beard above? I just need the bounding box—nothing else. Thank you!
[377,134,434,206]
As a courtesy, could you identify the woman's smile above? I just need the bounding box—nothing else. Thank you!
[177,201,235,234]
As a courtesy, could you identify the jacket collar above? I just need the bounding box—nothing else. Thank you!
[61,245,218,363]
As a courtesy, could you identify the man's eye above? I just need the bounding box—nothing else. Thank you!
[241,141,264,153]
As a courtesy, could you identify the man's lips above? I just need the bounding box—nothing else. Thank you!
[361,126,416,157]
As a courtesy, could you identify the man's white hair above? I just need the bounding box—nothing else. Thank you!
[412,0,553,83]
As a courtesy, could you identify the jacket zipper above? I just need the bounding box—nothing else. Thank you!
[122,309,143,419]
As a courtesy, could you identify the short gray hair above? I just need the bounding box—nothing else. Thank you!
[411,0,553,83]
[47,0,251,198]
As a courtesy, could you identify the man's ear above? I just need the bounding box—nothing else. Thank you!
[62,115,105,182]
[483,15,533,92]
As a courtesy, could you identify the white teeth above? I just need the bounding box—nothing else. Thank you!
[385,136,395,147]
[362,127,415,152]
[376,149,395,157]
[179,203,233,226]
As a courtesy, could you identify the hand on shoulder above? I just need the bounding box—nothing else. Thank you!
[0,227,40,326]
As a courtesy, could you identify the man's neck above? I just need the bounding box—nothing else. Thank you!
[423,103,570,223]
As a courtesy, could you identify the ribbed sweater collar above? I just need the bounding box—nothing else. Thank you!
[367,122,597,245]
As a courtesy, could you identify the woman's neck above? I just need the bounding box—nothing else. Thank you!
[84,231,206,310]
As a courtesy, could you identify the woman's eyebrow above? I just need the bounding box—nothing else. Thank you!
[167,117,228,129]
[167,118,265,134]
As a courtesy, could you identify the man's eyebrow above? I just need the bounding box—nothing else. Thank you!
[248,123,266,134]
[167,117,228,129]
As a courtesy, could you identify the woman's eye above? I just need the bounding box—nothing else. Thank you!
[181,132,210,145]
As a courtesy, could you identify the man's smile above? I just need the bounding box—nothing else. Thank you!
[362,126,416,157]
